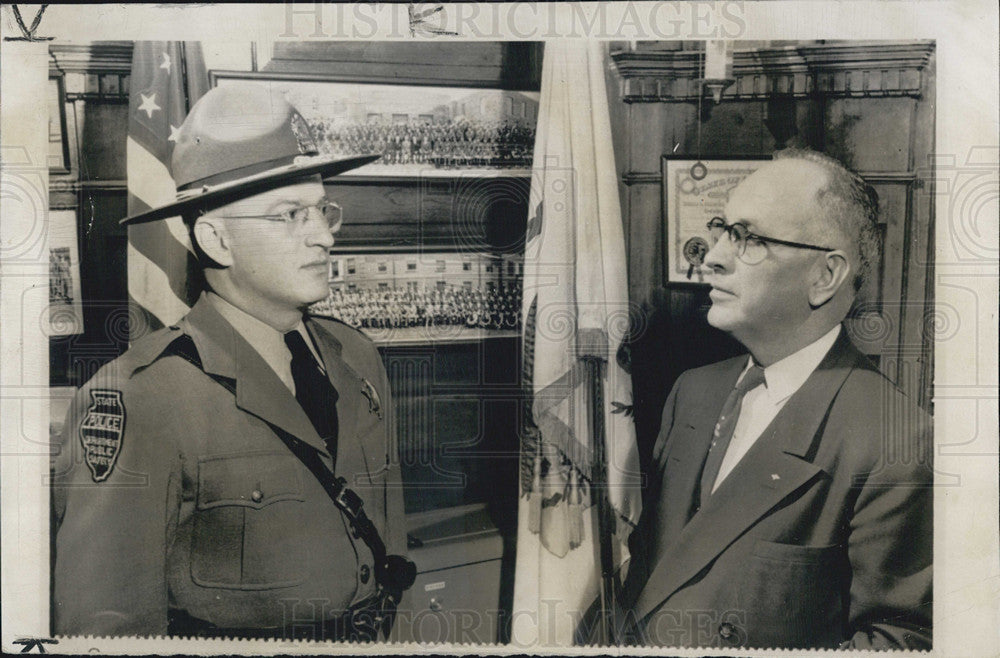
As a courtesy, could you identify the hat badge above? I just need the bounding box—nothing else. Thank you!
[290,113,317,154]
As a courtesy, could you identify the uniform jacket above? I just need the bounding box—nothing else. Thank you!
[620,331,932,650]
[52,294,405,637]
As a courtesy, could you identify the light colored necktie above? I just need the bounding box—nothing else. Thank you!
[699,364,766,508]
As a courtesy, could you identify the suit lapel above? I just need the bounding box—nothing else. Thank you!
[182,295,331,458]
[633,334,860,621]
[654,359,745,548]
[306,319,370,483]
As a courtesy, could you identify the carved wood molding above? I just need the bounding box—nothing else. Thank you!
[622,169,916,186]
[621,171,661,186]
[49,42,132,101]
[49,42,133,74]
[612,41,935,102]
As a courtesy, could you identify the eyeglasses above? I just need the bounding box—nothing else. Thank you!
[706,217,835,265]
[216,199,343,231]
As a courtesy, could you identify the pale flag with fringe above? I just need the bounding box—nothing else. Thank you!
[127,42,208,336]
[511,40,642,647]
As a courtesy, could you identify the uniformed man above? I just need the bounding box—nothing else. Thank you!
[51,85,413,640]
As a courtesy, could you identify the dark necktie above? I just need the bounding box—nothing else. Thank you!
[284,330,339,460]
[698,364,766,508]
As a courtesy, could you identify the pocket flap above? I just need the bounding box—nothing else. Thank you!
[752,540,842,565]
[197,452,304,510]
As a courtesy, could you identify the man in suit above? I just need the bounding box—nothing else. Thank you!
[619,150,932,649]
[51,85,412,639]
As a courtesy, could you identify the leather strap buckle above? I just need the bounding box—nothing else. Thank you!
[334,478,365,520]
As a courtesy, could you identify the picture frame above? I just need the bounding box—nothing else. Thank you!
[661,155,771,285]
[47,209,84,336]
[209,70,539,179]
[311,248,522,344]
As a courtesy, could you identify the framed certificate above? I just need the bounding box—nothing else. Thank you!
[661,156,770,285]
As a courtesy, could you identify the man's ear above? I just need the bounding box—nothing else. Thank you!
[192,215,232,268]
[808,250,851,308]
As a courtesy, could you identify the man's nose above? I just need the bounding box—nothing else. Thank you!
[304,218,336,249]
[702,236,733,272]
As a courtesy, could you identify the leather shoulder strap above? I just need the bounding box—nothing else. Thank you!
[162,335,414,598]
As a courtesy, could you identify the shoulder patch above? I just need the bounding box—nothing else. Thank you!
[79,389,126,482]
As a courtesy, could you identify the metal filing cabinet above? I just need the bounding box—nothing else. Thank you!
[393,504,504,644]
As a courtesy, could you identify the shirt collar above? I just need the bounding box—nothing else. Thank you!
[749,325,842,405]
[207,291,321,373]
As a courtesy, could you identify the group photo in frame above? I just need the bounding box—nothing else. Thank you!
[212,71,539,178]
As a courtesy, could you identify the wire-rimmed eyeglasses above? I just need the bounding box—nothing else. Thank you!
[215,199,343,231]
[706,216,835,265]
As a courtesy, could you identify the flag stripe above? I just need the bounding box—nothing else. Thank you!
[127,242,192,326]
[127,41,207,333]
[126,137,179,210]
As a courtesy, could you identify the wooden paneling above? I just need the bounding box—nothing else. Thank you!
[625,183,663,302]
[901,51,936,411]
[824,98,914,171]
[78,103,129,181]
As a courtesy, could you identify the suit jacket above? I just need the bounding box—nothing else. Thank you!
[52,293,405,636]
[619,331,932,650]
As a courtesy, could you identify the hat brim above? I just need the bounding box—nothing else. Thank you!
[120,153,380,226]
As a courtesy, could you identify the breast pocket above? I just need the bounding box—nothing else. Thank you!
[736,540,847,647]
[191,451,307,590]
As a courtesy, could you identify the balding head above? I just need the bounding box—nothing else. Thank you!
[770,149,881,293]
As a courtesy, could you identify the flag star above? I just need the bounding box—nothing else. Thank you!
[168,124,182,142]
[138,92,160,119]
[159,52,172,73]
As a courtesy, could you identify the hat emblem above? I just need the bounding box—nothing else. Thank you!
[290,113,317,154]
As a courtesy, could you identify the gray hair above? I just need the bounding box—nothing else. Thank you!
[773,148,881,293]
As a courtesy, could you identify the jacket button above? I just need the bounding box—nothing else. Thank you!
[251,489,263,503]
[359,564,371,584]
[719,621,740,643]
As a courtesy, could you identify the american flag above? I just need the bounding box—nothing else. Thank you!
[126,41,208,337]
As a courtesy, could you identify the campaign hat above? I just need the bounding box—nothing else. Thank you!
[121,84,378,225]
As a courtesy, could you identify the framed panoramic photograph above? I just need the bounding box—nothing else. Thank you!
[211,70,539,178]
[661,156,770,285]
[311,248,522,343]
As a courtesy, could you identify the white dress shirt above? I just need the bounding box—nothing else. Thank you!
[207,292,324,395]
[711,325,842,493]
